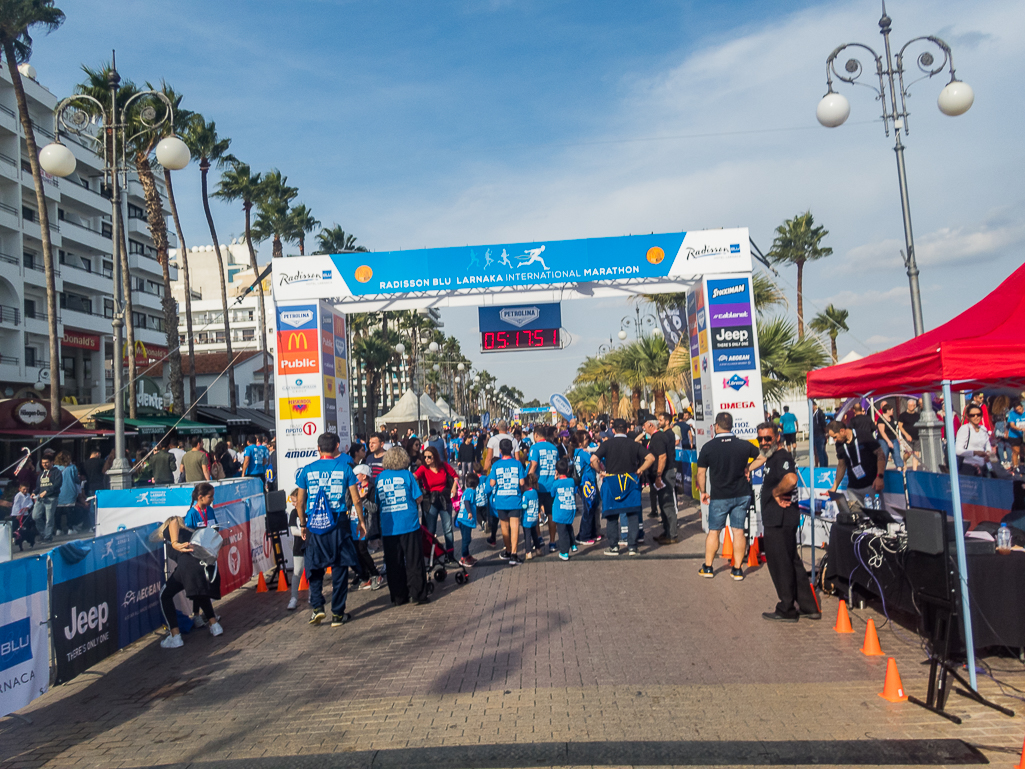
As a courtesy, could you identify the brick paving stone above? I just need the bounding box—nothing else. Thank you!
[0,501,1023,768]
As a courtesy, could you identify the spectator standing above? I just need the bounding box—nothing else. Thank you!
[182,438,211,483]
[456,432,476,477]
[427,428,448,464]
[812,402,829,467]
[295,433,366,627]
[484,420,517,473]
[1007,402,1025,468]
[150,441,178,486]
[168,438,186,483]
[650,413,680,544]
[241,435,267,483]
[696,412,764,580]
[756,422,821,623]
[828,420,886,508]
[414,446,459,561]
[964,391,994,432]
[374,446,429,606]
[590,418,655,557]
[898,398,922,470]
[349,464,384,591]
[286,489,305,611]
[552,458,578,560]
[83,448,106,495]
[32,451,61,541]
[779,406,799,452]
[54,452,81,535]
[848,404,876,444]
[456,473,479,568]
[573,430,601,544]
[875,401,903,469]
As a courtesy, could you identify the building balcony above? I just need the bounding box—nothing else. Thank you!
[21,168,59,201]
[58,176,106,210]
[0,201,19,232]
[59,259,112,293]
[59,217,110,253]
[0,150,18,182]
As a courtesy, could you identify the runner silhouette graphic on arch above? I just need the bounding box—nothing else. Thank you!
[516,245,549,271]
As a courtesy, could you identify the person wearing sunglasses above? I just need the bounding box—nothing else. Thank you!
[956,406,995,476]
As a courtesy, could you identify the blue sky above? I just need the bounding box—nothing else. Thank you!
[31,0,1025,401]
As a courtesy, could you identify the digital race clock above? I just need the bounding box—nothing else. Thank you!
[481,328,560,352]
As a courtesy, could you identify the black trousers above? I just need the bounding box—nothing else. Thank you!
[160,572,215,631]
[762,523,819,618]
[354,539,380,581]
[382,530,427,605]
[656,468,679,539]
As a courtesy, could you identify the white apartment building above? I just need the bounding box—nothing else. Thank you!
[0,64,173,406]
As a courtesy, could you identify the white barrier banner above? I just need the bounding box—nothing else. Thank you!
[0,556,49,718]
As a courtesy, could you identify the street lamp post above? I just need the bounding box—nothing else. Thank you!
[817,3,973,476]
[620,306,656,341]
[38,65,189,490]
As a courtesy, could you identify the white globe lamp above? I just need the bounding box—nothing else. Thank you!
[395,342,405,355]
[155,136,191,170]
[428,341,440,353]
[38,142,77,177]
[617,330,627,341]
[937,80,974,116]
[816,92,851,127]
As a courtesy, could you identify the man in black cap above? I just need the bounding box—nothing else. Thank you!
[590,418,655,557]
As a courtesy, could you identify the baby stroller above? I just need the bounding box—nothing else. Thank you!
[420,525,469,595]
[13,514,38,551]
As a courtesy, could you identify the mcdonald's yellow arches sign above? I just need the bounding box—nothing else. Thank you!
[276,329,319,375]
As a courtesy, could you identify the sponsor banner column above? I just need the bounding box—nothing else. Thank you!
[332,312,352,449]
[0,555,49,717]
[688,285,714,449]
[275,302,326,492]
[704,274,764,441]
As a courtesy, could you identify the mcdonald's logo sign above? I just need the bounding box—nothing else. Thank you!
[277,329,319,375]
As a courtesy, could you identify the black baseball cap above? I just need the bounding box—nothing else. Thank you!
[612,418,629,432]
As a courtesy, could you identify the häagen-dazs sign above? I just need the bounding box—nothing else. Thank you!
[14,400,47,426]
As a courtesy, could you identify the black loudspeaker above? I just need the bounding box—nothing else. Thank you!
[906,507,945,555]
[265,489,288,533]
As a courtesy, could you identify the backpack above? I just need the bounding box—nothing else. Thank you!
[570,452,583,485]
[306,460,345,535]
[211,458,226,481]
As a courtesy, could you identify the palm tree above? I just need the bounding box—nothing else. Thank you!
[752,271,787,316]
[155,83,198,404]
[809,304,850,364]
[0,1,65,428]
[315,225,368,254]
[183,116,237,412]
[766,211,832,338]
[75,66,142,417]
[616,335,680,416]
[285,204,319,255]
[757,316,829,402]
[214,161,270,413]
[352,329,401,435]
[576,355,622,419]
[252,170,297,259]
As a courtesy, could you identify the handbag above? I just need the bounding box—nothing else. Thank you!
[189,525,222,566]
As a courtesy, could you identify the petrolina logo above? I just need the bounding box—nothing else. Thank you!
[280,310,314,328]
[500,307,540,328]
[723,375,750,391]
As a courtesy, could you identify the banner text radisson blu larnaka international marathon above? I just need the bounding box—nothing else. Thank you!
[272,228,751,301]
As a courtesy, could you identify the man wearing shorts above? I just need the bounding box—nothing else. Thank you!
[779,406,798,451]
[1007,401,1025,468]
[696,412,764,580]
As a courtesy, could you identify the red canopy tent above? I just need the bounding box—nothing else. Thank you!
[804,261,1025,694]
[807,261,1025,397]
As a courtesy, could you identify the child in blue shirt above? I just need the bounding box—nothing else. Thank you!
[552,458,579,560]
[456,473,479,567]
[520,474,541,560]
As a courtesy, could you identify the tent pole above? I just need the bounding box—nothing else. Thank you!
[942,379,978,692]
[808,398,816,585]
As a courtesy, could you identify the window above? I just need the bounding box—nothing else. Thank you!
[102,260,113,277]
[214,331,225,343]
[131,276,145,291]
[62,355,75,377]
[24,347,36,367]
[80,257,91,273]
[58,249,66,264]
[22,207,34,222]
[83,357,92,380]
[104,299,114,319]
[23,252,35,270]
[60,293,92,314]
[149,316,164,332]
[146,280,163,297]
[127,203,146,220]
[57,208,65,221]
[241,329,255,341]
[101,222,112,238]
[23,298,35,318]
[129,240,145,255]
[132,312,147,329]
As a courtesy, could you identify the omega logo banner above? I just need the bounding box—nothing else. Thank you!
[272,228,752,301]
[0,556,49,718]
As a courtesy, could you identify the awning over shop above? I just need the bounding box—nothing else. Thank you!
[95,414,225,436]
[0,428,122,440]
[194,406,275,434]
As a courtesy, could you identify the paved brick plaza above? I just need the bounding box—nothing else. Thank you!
[2,503,1024,768]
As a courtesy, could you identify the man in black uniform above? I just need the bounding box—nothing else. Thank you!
[827,420,885,509]
[757,422,821,622]
[591,418,655,557]
[641,417,679,544]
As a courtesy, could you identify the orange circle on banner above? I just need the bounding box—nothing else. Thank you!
[646,247,665,264]
[354,265,373,283]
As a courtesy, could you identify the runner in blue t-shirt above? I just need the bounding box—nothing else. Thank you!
[528,425,559,552]
[295,433,365,627]
[520,475,542,560]
[779,407,799,451]
[573,430,600,543]
[489,439,524,564]
[456,473,479,567]
[1008,402,1025,468]
[373,445,429,606]
[552,459,579,560]
[242,435,267,480]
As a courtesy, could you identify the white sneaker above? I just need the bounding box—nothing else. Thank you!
[286,597,298,610]
[208,621,224,637]
[192,614,207,628]
[160,633,183,649]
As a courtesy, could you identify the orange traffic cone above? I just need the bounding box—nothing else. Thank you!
[1014,734,1025,769]
[721,528,734,562]
[256,572,268,593]
[747,537,760,568]
[276,571,288,592]
[834,600,854,633]
[878,657,908,702]
[861,618,884,656]
[298,571,309,591]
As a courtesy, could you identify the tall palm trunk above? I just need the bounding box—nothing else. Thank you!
[631,387,641,417]
[136,155,183,414]
[243,202,269,413]
[164,167,196,404]
[298,234,305,255]
[200,158,237,412]
[117,204,137,418]
[654,387,666,416]
[830,335,838,364]
[272,233,283,259]
[796,259,805,339]
[5,46,59,428]
[610,383,620,418]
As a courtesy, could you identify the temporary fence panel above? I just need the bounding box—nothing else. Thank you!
[0,521,11,563]
[0,555,49,718]
[50,524,164,685]
[904,470,1015,527]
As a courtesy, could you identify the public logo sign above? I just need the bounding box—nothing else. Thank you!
[279,396,322,420]
[499,307,540,328]
[724,375,750,392]
[277,330,319,375]
[550,393,574,419]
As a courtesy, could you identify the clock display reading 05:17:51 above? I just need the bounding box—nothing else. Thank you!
[481,328,560,352]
